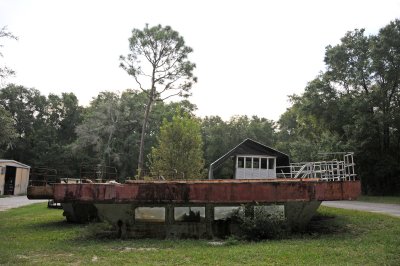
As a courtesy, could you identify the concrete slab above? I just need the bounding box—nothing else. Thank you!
[0,196,47,211]
[322,201,400,217]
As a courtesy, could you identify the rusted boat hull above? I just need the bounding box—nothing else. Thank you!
[27,179,361,238]
[28,179,361,203]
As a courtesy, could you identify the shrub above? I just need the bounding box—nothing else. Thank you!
[233,205,288,240]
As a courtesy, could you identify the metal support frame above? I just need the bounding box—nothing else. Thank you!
[288,152,356,181]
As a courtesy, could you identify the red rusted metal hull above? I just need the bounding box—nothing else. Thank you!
[29,179,361,204]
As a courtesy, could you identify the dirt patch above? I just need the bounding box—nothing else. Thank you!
[112,247,161,252]
[207,241,225,246]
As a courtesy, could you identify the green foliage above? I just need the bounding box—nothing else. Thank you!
[278,19,400,194]
[232,206,288,241]
[0,26,18,85]
[0,84,83,177]
[73,91,124,168]
[150,112,204,179]
[0,85,199,181]
[0,107,16,154]
[73,90,197,180]
[120,24,197,175]
[120,24,197,99]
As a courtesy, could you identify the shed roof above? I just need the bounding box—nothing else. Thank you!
[208,138,289,179]
[0,160,31,169]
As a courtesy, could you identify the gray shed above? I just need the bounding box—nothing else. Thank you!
[208,139,290,179]
[0,160,31,195]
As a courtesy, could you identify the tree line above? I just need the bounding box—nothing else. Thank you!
[0,84,277,181]
[1,20,400,195]
[278,20,400,195]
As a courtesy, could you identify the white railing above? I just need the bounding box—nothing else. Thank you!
[287,152,356,181]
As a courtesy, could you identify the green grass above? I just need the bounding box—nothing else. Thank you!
[358,195,400,205]
[0,203,399,265]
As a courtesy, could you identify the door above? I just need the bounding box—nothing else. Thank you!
[4,166,17,195]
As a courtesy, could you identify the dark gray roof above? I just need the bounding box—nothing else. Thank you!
[208,138,289,179]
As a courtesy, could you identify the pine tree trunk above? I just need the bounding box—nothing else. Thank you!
[137,98,153,178]
[137,62,157,178]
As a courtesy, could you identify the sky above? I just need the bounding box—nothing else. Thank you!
[0,0,399,121]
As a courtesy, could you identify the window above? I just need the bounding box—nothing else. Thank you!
[253,158,260,169]
[174,207,205,222]
[135,207,165,223]
[214,206,241,220]
[237,157,244,168]
[245,157,252,168]
[237,156,276,170]
[261,158,267,169]
[268,158,275,169]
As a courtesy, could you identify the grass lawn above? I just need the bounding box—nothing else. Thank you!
[357,195,400,205]
[0,203,399,265]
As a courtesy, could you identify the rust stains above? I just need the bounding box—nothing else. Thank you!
[36,179,362,204]
[27,185,53,199]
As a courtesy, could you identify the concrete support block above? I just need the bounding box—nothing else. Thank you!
[62,202,99,223]
[95,204,134,238]
[284,201,321,231]
[165,205,175,238]
[87,202,322,239]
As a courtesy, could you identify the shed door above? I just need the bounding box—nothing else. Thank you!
[4,166,17,195]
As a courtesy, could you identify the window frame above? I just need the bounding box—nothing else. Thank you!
[236,155,276,170]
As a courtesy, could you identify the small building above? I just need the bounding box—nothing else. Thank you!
[208,139,290,179]
[0,160,31,196]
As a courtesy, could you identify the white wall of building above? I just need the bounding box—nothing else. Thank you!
[235,155,276,179]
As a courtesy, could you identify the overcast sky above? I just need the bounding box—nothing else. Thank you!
[1,0,399,121]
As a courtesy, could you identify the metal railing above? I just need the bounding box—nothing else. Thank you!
[288,152,356,181]
[80,164,118,182]
[135,169,197,181]
[29,167,59,186]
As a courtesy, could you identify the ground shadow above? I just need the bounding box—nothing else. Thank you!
[28,208,357,244]
[28,219,84,230]
[294,213,355,238]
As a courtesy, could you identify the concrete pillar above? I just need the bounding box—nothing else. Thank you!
[284,201,321,231]
[205,204,214,239]
[94,203,134,238]
[165,205,175,238]
[165,205,174,224]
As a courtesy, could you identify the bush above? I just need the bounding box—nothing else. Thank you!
[233,205,288,240]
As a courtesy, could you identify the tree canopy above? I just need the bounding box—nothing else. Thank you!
[1,20,399,194]
[279,19,400,194]
[0,106,17,151]
[0,26,18,85]
[150,113,204,179]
